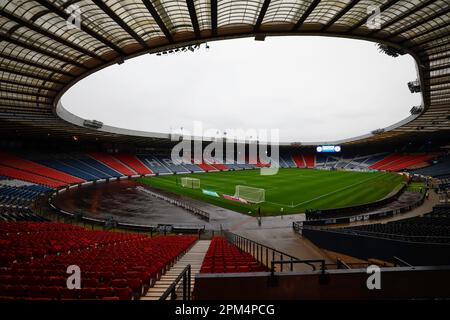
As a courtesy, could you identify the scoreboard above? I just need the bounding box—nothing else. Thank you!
[316,145,341,153]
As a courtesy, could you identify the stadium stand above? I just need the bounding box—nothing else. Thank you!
[0,222,196,300]
[197,162,218,172]
[210,163,229,171]
[137,156,172,175]
[292,155,306,168]
[369,154,436,171]
[411,157,450,178]
[74,155,121,178]
[34,158,99,181]
[0,165,65,188]
[57,156,112,179]
[200,237,267,273]
[303,154,315,168]
[180,162,204,173]
[86,152,136,176]
[340,205,450,244]
[154,156,189,174]
[112,154,153,175]
[0,207,48,222]
[0,152,83,185]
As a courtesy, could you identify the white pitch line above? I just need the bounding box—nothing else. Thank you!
[267,173,389,208]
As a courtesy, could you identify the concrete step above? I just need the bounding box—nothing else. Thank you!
[141,240,211,300]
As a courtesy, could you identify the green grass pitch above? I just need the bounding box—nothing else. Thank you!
[138,168,405,216]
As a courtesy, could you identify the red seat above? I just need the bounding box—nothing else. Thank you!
[79,288,97,299]
[60,289,80,300]
[96,287,114,299]
[114,287,132,300]
[110,279,127,288]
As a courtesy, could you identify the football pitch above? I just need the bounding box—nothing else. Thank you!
[138,169,405,216]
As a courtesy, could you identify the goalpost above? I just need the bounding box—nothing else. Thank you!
[235,185,265,203]
[180,177,200,189]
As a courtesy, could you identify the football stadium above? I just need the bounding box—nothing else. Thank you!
[1,0,450,309]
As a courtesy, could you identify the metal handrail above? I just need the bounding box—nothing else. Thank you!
[224,231,301,271]
[159,264,191,301]
[270,259,326,276]
[393,256,413,267]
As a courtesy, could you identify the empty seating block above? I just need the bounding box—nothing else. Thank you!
[0,152,83,185]
[86,152,136,176]
[113,154,152,175]
[0,222,196,300]
[200,237,267,273]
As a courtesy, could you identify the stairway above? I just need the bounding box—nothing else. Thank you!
[141,240,211,300]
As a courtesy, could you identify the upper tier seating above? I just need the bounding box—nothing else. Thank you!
[0,222,196,300]
[200,237,267,273]
[0,152,83,185]
[86,152,136,176]
[114,154,153,175]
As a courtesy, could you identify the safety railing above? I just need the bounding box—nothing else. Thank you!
[224,231,301,272]
[159,264,191,301]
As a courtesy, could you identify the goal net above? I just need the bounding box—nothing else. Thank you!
[235,185,265,203]
[181,177,200,189]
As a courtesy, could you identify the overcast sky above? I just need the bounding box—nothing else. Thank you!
[62,36,421,143]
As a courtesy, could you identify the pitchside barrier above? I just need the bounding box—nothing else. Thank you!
[297,189,426,227]
[302,225,450,266]
[304,183,409,221]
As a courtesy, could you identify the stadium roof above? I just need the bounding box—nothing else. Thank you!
[0,0,449,147]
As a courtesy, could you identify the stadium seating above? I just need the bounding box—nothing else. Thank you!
[211,163,229,171]
[35,158,99,181]
[279,155,296,168]
[197,162,217,172]
[303,154,315,168]
[0,207,48,222]
[340,206,450,244]
[137,156,172,175]
[369,153,436,171]
[57,156,111,179]
[153,156,189,174]
[0,165,65,188]
[410,158,450,178]
[292,155,306,168]
[113,154,153,175]
[86,152,136,176]
[0,222,196,300]
[180,162,204,173]
[74,155,122,178]
[200,237,267,273]
[0,152,83,185]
